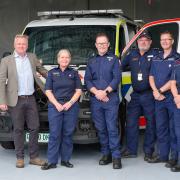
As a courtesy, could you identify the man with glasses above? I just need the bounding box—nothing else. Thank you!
[121,31,157,161]
[149,31,180,166]
[85,33,122,169]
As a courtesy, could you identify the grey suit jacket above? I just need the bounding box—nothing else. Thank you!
[0,52,47,107]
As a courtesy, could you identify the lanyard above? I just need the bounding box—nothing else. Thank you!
[138,56,143,73]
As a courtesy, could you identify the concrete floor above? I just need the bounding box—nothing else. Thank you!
[0,140,180,180]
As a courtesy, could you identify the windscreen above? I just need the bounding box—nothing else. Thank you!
[24,25,116,65]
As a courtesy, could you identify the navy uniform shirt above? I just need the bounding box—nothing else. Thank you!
[45,67,82,101]
[122,49,158,92]
[171,59,180,94]
[150,49,180,89]
[85,52,121,92]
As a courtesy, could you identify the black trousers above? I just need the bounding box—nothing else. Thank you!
[9,96,39,159]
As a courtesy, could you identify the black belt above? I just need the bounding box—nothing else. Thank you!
[58,97,71,102]
[134,89,152,94]
[90,90,117,97]
[18,95,34,98]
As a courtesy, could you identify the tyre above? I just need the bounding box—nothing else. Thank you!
[1,141,15,149]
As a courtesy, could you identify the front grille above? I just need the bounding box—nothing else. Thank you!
[77,119,96,132]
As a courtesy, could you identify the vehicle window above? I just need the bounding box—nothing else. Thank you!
[24,26,116,65]
[127,23,136,41]
[119,26,126,54]
[122,22,179,60]
[147,22,179,50]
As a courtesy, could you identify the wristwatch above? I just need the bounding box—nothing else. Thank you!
[105,90,110,95]
[69,100,74,105]
[158,89,163,94]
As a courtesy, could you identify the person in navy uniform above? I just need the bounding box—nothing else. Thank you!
[41,49,82,170]
[170,59,180,172]
[121,31,156,161]
[85,33,122,169]
[149,31,180,165]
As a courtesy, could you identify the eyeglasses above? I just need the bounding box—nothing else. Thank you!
[96,42,109,46]
[160,39,173,42]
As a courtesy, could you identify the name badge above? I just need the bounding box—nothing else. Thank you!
[138,73,143,81]
[52,72,60,76]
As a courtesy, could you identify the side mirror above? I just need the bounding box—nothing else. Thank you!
[2,52,11,58]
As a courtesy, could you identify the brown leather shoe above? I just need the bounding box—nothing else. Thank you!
[29,158,46,166]
[16,159,24,168]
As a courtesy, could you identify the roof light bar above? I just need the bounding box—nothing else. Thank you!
[37,9,124,17]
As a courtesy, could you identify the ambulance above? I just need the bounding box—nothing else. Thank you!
[0,9,140,148]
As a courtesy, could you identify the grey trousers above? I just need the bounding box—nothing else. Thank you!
[9,96,40,159]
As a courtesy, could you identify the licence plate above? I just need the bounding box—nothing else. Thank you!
[26,133,49,143]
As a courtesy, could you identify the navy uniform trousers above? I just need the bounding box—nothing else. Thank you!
[90,94,121,158]
[155,93,177,160]
[126,91,156,155]
[174,108,180,163]
[47,102,79,164]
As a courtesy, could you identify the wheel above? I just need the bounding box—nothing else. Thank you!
[1,141,15,149]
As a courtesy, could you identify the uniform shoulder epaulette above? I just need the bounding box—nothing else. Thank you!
[174,59,180,65]
[152,54,159,59]
[108,53,118,59]
[88,53,96,59]
[157,49,163,54]
[150,48,160,53]
[70,67,78,72]
[124,49,135,57]
[174,52,180,59]
[130,49,138,53]
[153,49,163,59]
[152,47,159,50]
[125,51,131,56]
[88,56,96,64]
[48,68,57,73]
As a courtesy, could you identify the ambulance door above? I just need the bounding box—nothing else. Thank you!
[115,21,129,57]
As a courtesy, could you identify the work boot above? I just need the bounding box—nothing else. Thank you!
[29,158,46,166]
[16,159,24,168]
[165,159,177,168]
[113,158,122,169]
[148,156,167,163]
[99,154,112,165]
[121,150,137,158]
[61,161,74,168]
[144,154,152,161]
[41,162,57,170]
[171,164,180,172]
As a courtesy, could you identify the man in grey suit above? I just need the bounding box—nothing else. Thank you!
[0,34,47,168]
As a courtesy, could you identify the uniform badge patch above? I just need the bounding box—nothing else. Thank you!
[168,58,174,61]
[147,55,153,61]
[107,56,113,61]
[52,72,60,76]
[132,57,138,61]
